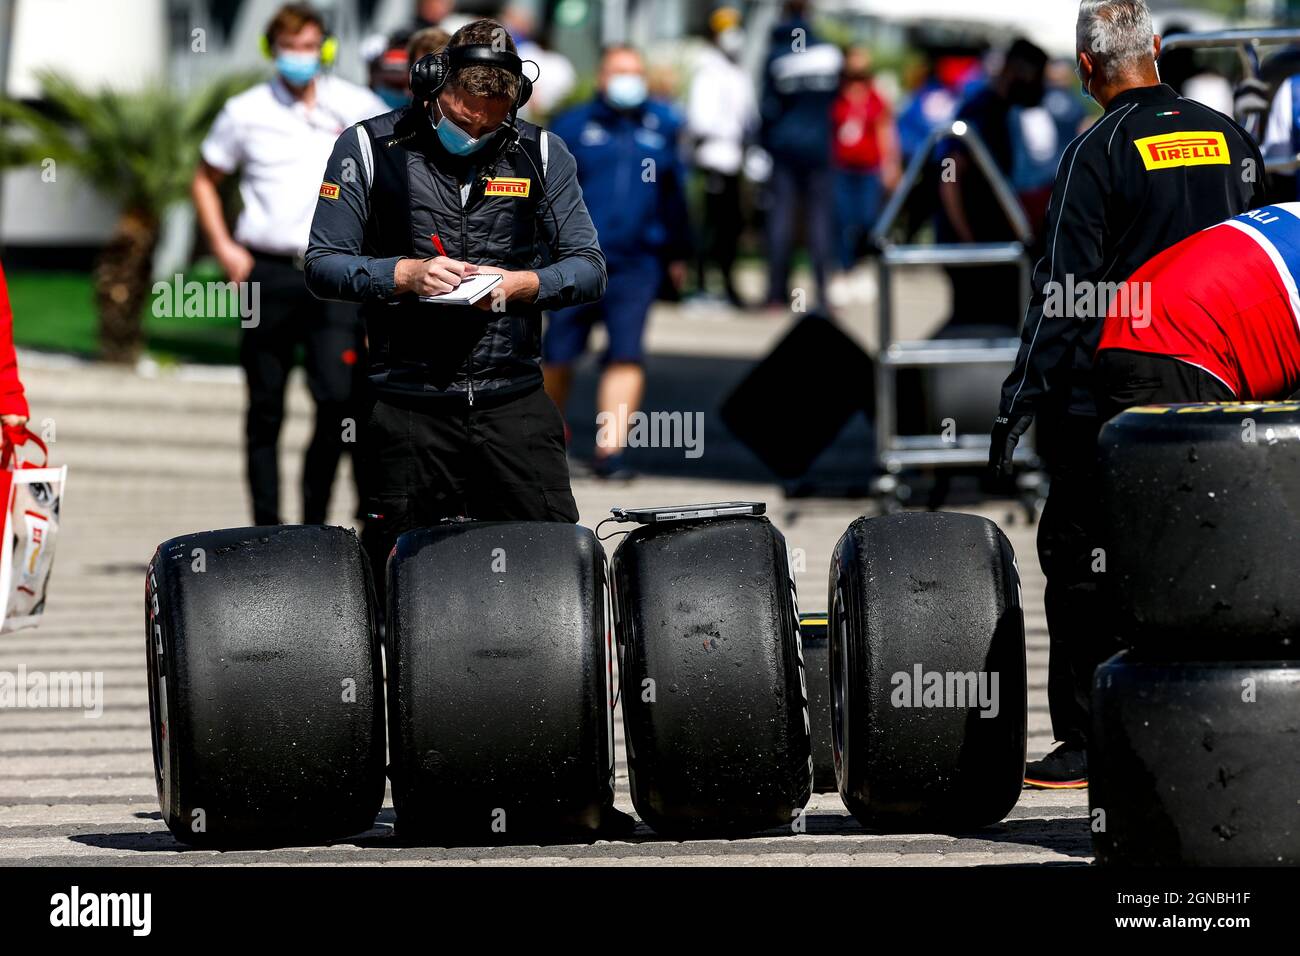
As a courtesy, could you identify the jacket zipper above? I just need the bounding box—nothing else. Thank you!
[462,184,474,406]
[615,123,633,234]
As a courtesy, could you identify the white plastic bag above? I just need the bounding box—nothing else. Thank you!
[0,426,67,633]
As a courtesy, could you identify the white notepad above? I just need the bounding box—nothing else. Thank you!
[418,272,502,306]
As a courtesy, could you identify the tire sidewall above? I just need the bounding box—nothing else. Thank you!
[145,551,179,830]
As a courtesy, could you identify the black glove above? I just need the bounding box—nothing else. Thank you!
[989,414,1033,478]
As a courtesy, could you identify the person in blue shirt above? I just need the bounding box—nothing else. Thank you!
[758,0,842,312]
[543,45,691,479]
[897,73,956,167]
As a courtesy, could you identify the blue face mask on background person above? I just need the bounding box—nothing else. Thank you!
[276,50,321,87]
[377,87,411,110]
[606,73,648,110]
[718,28,745,60]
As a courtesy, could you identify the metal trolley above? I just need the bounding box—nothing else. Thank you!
[1161,28,1300,140]
[868,119,1042,514]
[864,27,1300,515]
[1158,28,1300,177]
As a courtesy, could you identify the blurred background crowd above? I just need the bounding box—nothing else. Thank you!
[4,0,1300,505]
[7,0,1300,356]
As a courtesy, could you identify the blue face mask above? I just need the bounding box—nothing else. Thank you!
[434,111,496,156]
[1076,57,1095,103]
[276,50,321,87]
[606,73,648,111]
[377,87,411,110]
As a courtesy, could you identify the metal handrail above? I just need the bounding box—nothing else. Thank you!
[871,120,1034,246]
[1160,29,1300,139]
[883,342,1022,368]
[881,242,1027,267]
[864,119,1036,482]
[1161,28,1300,53]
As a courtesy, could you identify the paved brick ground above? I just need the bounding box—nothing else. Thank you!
[0,288,1093,865]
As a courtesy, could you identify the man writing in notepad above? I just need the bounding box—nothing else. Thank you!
[305,19,606,599]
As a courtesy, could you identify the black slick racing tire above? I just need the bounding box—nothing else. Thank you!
[800,613,838,793]
[612,513,812,837]
[145,525,384,848]
[386,521,614,843]
[1090,651,1300,866]
[1098,402,1300,654]
[829,512,1026,830]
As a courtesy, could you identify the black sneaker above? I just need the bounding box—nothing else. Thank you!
[1024,741,1088,789]
[591,453,635,481]
[596,806,639,839]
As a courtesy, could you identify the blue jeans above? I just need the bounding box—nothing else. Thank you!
[833,169,883,271]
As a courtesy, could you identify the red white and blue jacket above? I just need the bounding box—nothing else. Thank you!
[0,263,29,419]
[1098,203,1300,400]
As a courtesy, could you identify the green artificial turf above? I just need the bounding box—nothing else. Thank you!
[8,266,242,365]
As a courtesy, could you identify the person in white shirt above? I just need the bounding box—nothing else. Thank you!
[687,7,757,308]
[192,2,386,528]
[1264,70,1300,187]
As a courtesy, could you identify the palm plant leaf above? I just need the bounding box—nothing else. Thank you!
[0,69,260,215]
[0,68,262,361]
[0,95,79,167]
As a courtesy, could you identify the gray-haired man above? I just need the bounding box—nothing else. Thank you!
[989,0,1265,787]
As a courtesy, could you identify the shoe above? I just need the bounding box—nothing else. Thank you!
[591,453,635,481]
[1024,741,1088,789]
[596,806,639,839]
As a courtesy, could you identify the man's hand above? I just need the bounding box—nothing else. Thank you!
[0,415,28,429]
[938,152,977,245]
[471,267,539,311]
[882,161,903,194]
[989,414,1034,478]
[215,239,255,284]
[667,260,688,291]
[396,257,479,297]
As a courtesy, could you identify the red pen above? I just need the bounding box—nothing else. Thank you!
[430,233,448,258]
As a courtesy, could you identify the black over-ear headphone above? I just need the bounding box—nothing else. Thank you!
[410,44,566,260]
[410,45,535,110]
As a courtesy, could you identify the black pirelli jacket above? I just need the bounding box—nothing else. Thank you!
[1000,83,1266,420]
[304,106,606,404]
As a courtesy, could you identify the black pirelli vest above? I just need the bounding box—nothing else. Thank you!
[358,106,550,404]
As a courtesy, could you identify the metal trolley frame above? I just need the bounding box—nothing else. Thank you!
[1161,28,1300,141]
[1158,29,1300,176]
[867,120,1041,513]
[862,27,1300,513]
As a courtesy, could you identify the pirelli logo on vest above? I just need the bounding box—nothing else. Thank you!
[484,177,531,198]
[1134,131,1230,171]
[319,181,340,200]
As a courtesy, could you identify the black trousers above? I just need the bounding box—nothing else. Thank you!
[1036,414,1116,747]
[1095,348,1236,422]
[765,161,833,308]
[696,170,743,302]
[358,384,579,605]
[241,255,367,526]
[1039,351,1236,745]
[945,264,1023,330]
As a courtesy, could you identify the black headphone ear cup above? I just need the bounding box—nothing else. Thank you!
[516,75,533,109]
[410,52,448,101]
[409,54,429,99]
